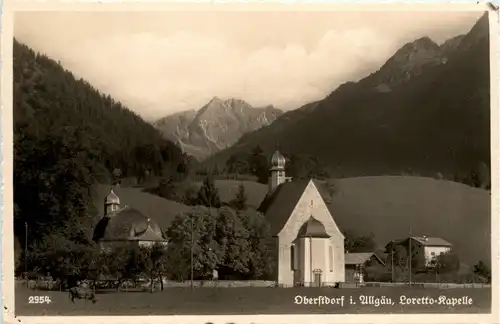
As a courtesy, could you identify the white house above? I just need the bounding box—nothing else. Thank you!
[387,235,452,268]
[411,235,452,267]
[258,150,345,287]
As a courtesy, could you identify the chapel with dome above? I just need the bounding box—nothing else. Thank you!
[93,187,168,250]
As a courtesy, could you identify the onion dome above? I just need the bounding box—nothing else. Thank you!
[93,206,166,243]
[271,150,286,169]
[105,189,120,205]
[298,216,330,238]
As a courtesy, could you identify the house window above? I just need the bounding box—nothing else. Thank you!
[329,246,334,272]
[431,252,435,256]
[291,244,296,270]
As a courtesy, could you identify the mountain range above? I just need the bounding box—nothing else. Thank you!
[206,13,490,179]
[154,98,282,160]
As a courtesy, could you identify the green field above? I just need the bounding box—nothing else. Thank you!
[15,285,491,315]
[94,176,491,268]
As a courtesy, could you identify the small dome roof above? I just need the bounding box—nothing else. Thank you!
[105,189,120,205]
[271,150,286,169]
[298,216,330,238]
[93,207,166,242]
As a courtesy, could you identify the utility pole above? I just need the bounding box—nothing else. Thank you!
[190,217,194,290]
[25,222,28,288]
[408,227,412,287]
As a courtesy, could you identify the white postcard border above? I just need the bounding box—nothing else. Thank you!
[1,2,499,324]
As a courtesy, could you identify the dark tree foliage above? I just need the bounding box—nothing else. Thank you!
[165,206,273,281]
[228,183,248,211]
[286,153,330,180]
[249,146,269,184]
[435,250,460,274]
[344,231,377,253]
[473,260,491,283]
[195,176,221,208]
[225,152,251,175]
[223,149,331,183]
[13,39,184,248]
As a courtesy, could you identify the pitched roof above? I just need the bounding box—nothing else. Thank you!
[298,216,330,238]
[411,236,452,247]
[345,252,385,265]
[257,179,335,236]
[386,236,452,248]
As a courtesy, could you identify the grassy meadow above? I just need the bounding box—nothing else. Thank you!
[93,176,490,268]
[16,284,491,315]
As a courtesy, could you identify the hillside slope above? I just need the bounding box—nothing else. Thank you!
[154,97,282,160]
[330,176,490,268]
[208,14,490,180]
[101,176,491,268]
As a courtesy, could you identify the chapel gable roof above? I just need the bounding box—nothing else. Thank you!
[258,179,335,236]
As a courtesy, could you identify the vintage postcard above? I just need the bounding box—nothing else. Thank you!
[1,1,499,324]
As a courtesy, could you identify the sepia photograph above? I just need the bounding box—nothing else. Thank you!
[1,3,498,322]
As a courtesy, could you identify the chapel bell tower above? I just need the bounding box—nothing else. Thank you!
[104,188,120,217]
[269,150,287,193]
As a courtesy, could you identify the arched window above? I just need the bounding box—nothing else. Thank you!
[329,246,334,272]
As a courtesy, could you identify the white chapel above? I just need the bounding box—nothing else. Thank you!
[258,150,346,287]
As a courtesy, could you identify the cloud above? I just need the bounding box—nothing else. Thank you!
[14,11,481,120]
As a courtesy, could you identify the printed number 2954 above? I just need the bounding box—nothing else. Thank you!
[28,296,51,304]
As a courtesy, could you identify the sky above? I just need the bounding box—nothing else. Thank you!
[14,10,483,121]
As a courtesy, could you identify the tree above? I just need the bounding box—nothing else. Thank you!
[226,153,251,175]
[228,183,248,210]
[344,231,377,253]
[363,261,391,282]
[195,176,221,208]
[249,146,269,184]
[237,209,274,279]
[287,153,330,180]
[165,206,273,281]
[435,250,460,274]
[104,245,136,290]
[136,244,168,292]
[27,234,95,288]
[216,207,251,278]
[473,260,491,283]
[166,207,225,280]
[164,241,190,281]
[14,236,22,274]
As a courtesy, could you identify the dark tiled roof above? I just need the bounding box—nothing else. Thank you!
[345,252,385,265]
[386,236,452,249]
[93,206,166,242]
[258,179,336,236]
[298,216,330,238]
[412,236,452,247]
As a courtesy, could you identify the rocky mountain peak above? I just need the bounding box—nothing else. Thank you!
[154,98,283,160]
[368,35,455,90]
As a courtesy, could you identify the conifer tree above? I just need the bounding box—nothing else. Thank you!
[196,176,221,208]
[229,183,248,210]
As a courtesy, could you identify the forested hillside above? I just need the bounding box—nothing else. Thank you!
[13,39,186,252]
